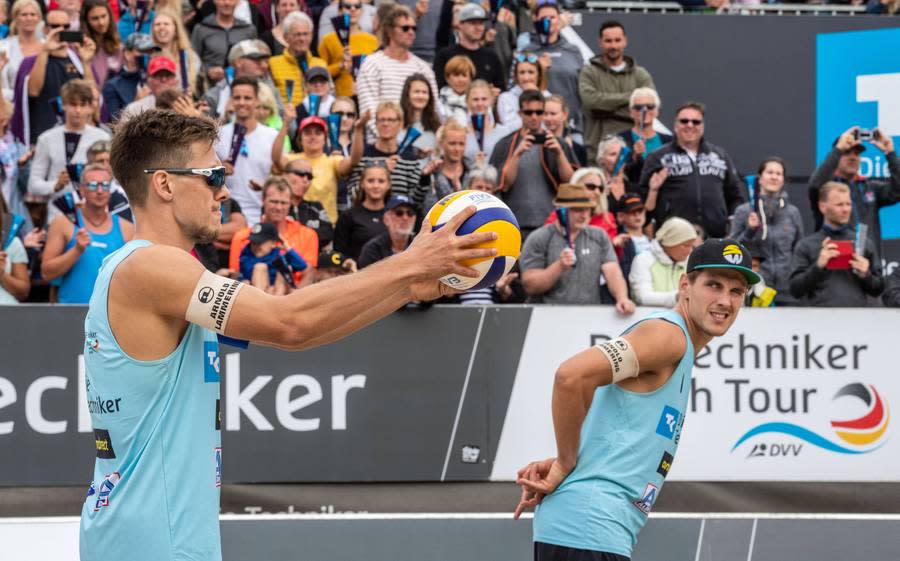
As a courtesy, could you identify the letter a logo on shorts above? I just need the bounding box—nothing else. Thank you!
[656,406,681,440]
[204,341,220,383]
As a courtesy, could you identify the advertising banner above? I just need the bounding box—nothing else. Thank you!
[492,307,900,481]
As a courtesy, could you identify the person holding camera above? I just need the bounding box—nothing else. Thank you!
[24,9,96,144]
[808,126,899,254]
[491,89,575,240]
[790,181,884,307]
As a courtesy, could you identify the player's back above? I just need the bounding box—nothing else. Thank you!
[534,310,694,558]
[79,240,223,561]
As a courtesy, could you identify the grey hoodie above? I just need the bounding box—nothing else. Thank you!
[523,36,586,133]
[729,190,804,304]
[190,14,257,74]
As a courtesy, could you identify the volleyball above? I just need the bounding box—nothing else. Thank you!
[425,190,521,291]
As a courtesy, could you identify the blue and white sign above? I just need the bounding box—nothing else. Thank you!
[816,28,900,240]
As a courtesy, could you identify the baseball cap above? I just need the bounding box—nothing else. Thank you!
[124,33,160,52]
[686,238,761,285]
[228,39,272,64]
[385,195,416,212]
[318,249,351,271]
[248,222,280,244]
[148,56,176,76]
[459,3,488,22]
[618,192,645,213]
[305,66,330,82]
[299,116,327,132]
[655,217,697,247]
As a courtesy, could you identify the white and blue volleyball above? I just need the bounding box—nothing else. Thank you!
[426,190,521,291]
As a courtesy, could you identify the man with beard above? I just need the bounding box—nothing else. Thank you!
[514,239,759,561]
[78,109,497,561]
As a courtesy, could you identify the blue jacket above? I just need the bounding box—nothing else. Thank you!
[102,69,141,122]
[239,245,307,286]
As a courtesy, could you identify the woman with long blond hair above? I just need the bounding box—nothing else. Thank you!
[0,0,43,100]
[151,7,201,94]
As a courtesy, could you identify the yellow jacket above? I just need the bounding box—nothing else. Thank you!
[318,31,378,98]
[269,50,328,107]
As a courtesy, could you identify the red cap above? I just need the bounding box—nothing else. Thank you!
[148,56,177,76]
[299,116,327,132]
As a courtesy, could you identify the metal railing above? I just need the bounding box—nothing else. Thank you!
[583,1,868,15]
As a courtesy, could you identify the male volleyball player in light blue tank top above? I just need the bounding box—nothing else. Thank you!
[78,109,498,561]
[513,239,761,561]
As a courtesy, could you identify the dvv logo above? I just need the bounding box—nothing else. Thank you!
[732,383,889,456]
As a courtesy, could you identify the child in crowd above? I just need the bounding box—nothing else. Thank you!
[239,222,309,295]
[614,192,650,281]
[439,55,475,127]
[296,66,336,122]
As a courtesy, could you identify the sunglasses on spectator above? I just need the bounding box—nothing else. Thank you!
[143,166,227,189]
[332,111,356,119]
[522,109,544,116]
[583,183,603,191]
[48,22,70,30]
[632,104,656,111]
[398,24,417,32]
[82,181,112,192]
[392,209,416,217]
[678,118,703,126]
[341,2,362,8]
[514,52,539,64]
[287,169,314,180]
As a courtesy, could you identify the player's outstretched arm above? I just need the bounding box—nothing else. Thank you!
[116,206,496,351]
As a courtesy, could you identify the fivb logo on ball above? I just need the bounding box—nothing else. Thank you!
[816,28,900,238]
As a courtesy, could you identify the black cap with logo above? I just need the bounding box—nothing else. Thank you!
[686,238,761,285]
[248,222,280,244]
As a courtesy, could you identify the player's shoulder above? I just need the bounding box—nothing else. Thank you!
[625,317,688,363]
[116,244,203,287]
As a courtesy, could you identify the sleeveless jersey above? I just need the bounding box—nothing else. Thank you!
[58,211,126,304]
[79,240,223,561]
[533,310,695,558]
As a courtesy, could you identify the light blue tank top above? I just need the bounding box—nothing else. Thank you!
[79,240,223,561]
[533,310,695,558]
[58,210,126,304]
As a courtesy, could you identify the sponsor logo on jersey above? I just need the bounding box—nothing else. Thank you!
[655,406,681,440]
[215,447,222,487]
[632,482,658,515]
[94,428,116,459]
[215,398,221,430]
[204,341,220,383]
[93,471,121,511]
[657,451,674,478]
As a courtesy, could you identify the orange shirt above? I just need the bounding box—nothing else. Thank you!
[230,218,320,281]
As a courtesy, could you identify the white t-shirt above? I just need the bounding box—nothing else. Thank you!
[214,122,280,225]
[0,237,27,305]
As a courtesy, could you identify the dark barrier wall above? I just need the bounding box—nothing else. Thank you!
[0,306,531,486]
[572,13,899,177]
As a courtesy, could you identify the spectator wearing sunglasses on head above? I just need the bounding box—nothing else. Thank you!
[579,20,655,163]
[639,101,745,239]
[496,52,549,130]
[318,0,378,98]
[41,163,134,303]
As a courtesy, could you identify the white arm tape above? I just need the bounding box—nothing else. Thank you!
[595,337,640,383]
[186,270,244,334]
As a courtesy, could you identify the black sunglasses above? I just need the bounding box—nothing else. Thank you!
[632,104,656,111]
[522,109,544,116]
[583,183,603,191]
[48,23,70,29]
[287,170,314,180]
[678,118,703,126]
[332,111,356,119]
[392,209,416,217]
[341,2,362,8]
[143,166,227,189]
[398,24,417,32]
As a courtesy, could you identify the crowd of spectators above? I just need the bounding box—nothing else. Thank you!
[0,0,898,310]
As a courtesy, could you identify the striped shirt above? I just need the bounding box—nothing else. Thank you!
[348,144,427,209]
[356,50,438,138]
